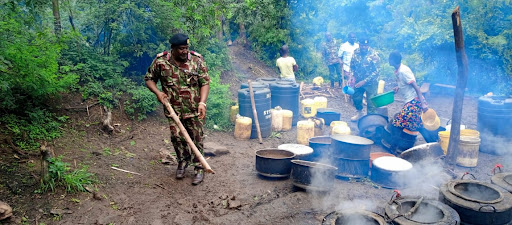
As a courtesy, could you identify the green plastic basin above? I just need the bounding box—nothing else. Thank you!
[370,91,395,107]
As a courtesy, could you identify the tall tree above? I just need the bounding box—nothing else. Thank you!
[51,0,62,35]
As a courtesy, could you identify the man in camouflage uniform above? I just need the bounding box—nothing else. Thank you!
[349,37,380,121]
[145,33,211,185]
[322,32,343,88]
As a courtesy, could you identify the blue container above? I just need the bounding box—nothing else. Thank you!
[238,88,272,139]
[478,95,512,155]
[316,108,341,126]
[270,81,300,126]
[331,135,373,159]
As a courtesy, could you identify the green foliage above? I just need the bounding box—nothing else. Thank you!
[124,86,160,121]
[0,5,78,113]
[42,156,95,193]
[0,109,66,151]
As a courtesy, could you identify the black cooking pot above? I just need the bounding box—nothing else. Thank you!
[492,172,512,193]
[440,179,512,225]
[358,114,388,142]
[385,198,460,225]
[331,135,373,159]
[255,149,295,178]
[308,136,332,162]
[290,160,337,191]
[316,108,341,126]
[322,210,387,225]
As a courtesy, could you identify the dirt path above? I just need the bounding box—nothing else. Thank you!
[0,45,509,225]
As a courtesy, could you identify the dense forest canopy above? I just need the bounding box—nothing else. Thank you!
[0,0,511,151]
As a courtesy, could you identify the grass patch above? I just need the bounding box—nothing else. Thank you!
[40,156,96,193]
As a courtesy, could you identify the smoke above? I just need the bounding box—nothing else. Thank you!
[480,130,512,166]
[393,158,452,198]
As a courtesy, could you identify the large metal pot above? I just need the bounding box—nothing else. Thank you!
[370,156,413,189]
[358,114,388,142]
[331,135,373,159]
[385,198,460,225]
[335,156,369,180]
[255,149,295,178]
[492,172,512,193]
[439,179,512,225]
[322,210,388,225]
[290,160,337,191]
[308,136,332,162]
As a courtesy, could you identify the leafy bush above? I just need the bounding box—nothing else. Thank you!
[0,109,67,151]
[0,8,78,113]
[124,86,160,121]
[42,156,95,193]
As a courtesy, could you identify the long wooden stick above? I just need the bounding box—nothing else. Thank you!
[111,167,142,176]
[164,102,215,174]
[446,6,469,166]
[342,69,348,102]
[248,81,263,143]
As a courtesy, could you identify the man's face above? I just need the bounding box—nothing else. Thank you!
[360,43,369,53]
[173,45,189,62]
[348,34,356,44]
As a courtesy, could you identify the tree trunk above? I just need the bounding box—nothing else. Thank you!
[446,6,469,166]
[239,22,247,46]
[51,0,62,35]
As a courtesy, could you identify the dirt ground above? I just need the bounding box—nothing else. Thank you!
[0,45,510,225]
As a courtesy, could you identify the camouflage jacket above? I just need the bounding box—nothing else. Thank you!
[144,51,211,119]
[322,39,340,65]
[350,47,380,84]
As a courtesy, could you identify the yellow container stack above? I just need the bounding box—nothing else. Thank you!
[281,110,293,131]
[332,124,351,135]
[234,116,252,140]
[297,120,315,145]
[230,105,239,123]
[300,98,316,118]
[314,97,328,110]
[271,107,283,132]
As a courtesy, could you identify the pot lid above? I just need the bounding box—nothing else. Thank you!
[278,144,313,155]
[373,156,413,171]
[331,135,374,145]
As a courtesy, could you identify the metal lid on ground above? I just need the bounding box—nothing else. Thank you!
[278,144,313,156]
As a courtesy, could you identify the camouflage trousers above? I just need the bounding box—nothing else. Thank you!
[168,116,204,168]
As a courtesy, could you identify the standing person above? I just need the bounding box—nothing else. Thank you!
[388,51,428,134]
[145,33,211,185]
[322,32,342,88]
[338,32,359,87]
[276,45,298,82]
[349,38,380,121]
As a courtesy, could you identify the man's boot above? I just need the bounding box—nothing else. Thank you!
[192,168,204,185]
[330,81,334,89]
[176,161,188,179]
[350,110,363,122]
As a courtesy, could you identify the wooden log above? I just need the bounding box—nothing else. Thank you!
[446,6,469,166]
[164,102,215,174]
[248,81,263,144]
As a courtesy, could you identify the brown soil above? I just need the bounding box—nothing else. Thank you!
[0,45,508,225]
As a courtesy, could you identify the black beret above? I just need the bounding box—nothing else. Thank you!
[169,33,189,46]
[360,37,370,45]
